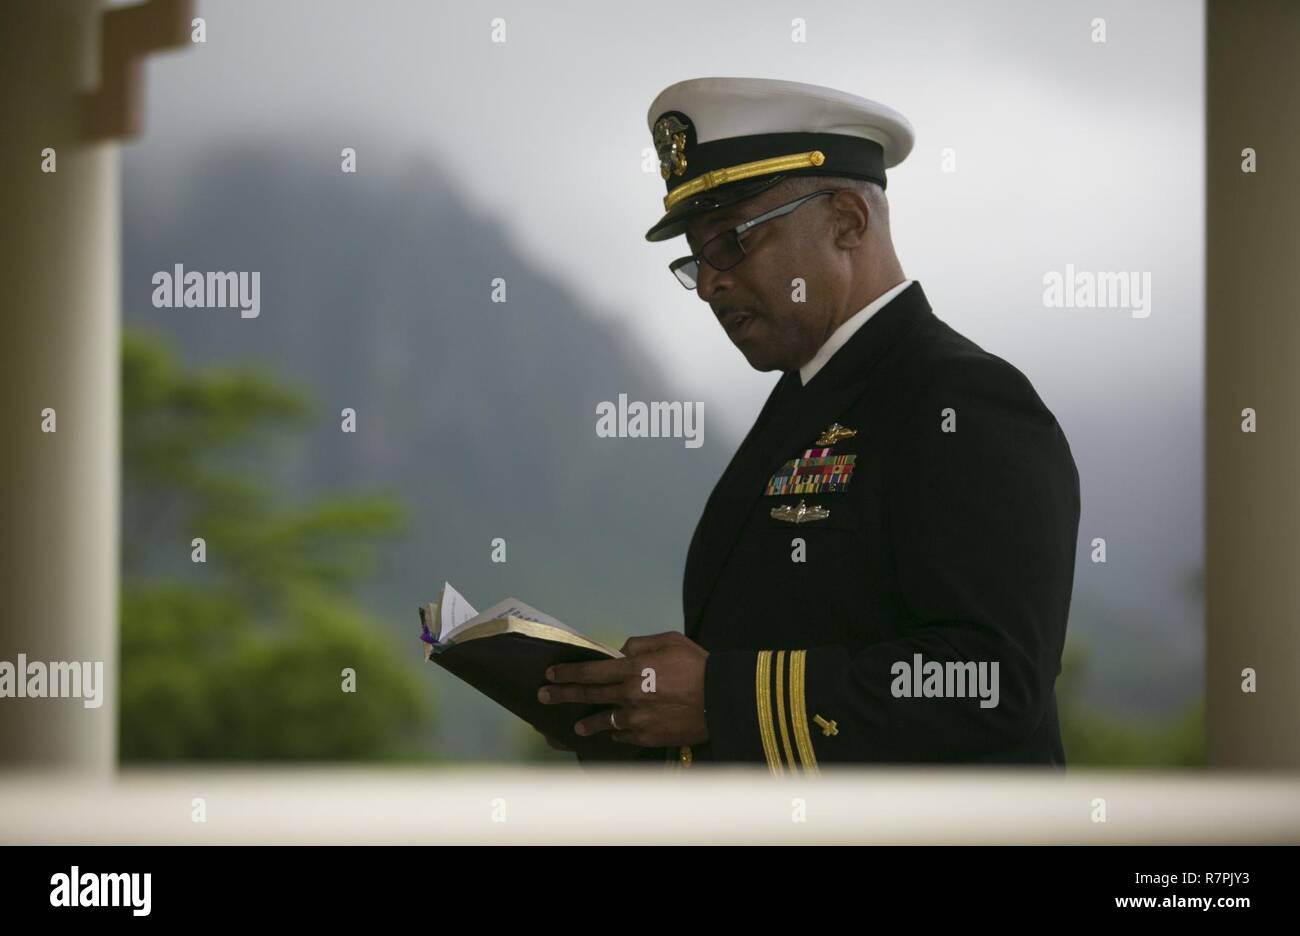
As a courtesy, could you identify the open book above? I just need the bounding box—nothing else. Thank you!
[418,583,639,759]
[419,582,623,660]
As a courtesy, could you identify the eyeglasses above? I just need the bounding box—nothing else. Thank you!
[669,189,835,289]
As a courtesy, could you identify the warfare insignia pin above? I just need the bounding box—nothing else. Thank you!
[816,422,857,446]
[653,113,689,180]
[770,499,830,524]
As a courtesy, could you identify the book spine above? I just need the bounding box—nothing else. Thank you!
[418,605,445,658]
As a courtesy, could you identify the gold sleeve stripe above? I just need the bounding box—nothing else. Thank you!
[755,650,783,775]
[789,649,820,775]
[774,650,797,770]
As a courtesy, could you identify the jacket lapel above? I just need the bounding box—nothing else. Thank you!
[685,282,935,635]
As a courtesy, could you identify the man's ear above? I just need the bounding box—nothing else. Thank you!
[831,189,870,249]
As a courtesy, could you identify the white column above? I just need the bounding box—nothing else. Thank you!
[0,0,119,773]
[1206,0,1300,768]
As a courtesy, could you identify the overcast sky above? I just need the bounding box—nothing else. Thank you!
[128,0,1203,429]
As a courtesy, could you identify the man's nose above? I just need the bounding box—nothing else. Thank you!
[695,261,732,302]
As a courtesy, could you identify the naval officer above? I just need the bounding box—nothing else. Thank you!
[539,77,1081,773]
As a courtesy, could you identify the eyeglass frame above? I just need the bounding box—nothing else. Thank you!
[669,188,837,289]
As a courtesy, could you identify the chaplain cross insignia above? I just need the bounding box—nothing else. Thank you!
[813,714,839,737]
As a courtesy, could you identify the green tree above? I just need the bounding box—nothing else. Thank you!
[1058,638,1205,767]
[120,329,432,760]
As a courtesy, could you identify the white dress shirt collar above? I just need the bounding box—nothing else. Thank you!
[798,279,914,386]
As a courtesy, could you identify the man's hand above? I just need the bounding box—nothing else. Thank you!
[538,632,710,747]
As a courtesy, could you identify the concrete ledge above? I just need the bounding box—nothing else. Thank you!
[2,766,1298,844]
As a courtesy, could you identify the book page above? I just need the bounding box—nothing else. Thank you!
[446,595,622,656]
[437,581,478,642]
[458,598,580,637]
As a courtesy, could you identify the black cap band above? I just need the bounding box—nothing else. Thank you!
[664,131,888,202]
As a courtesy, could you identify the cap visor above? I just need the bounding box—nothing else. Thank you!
[644,174,788,242]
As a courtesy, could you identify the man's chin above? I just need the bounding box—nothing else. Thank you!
[735,345,785,373]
